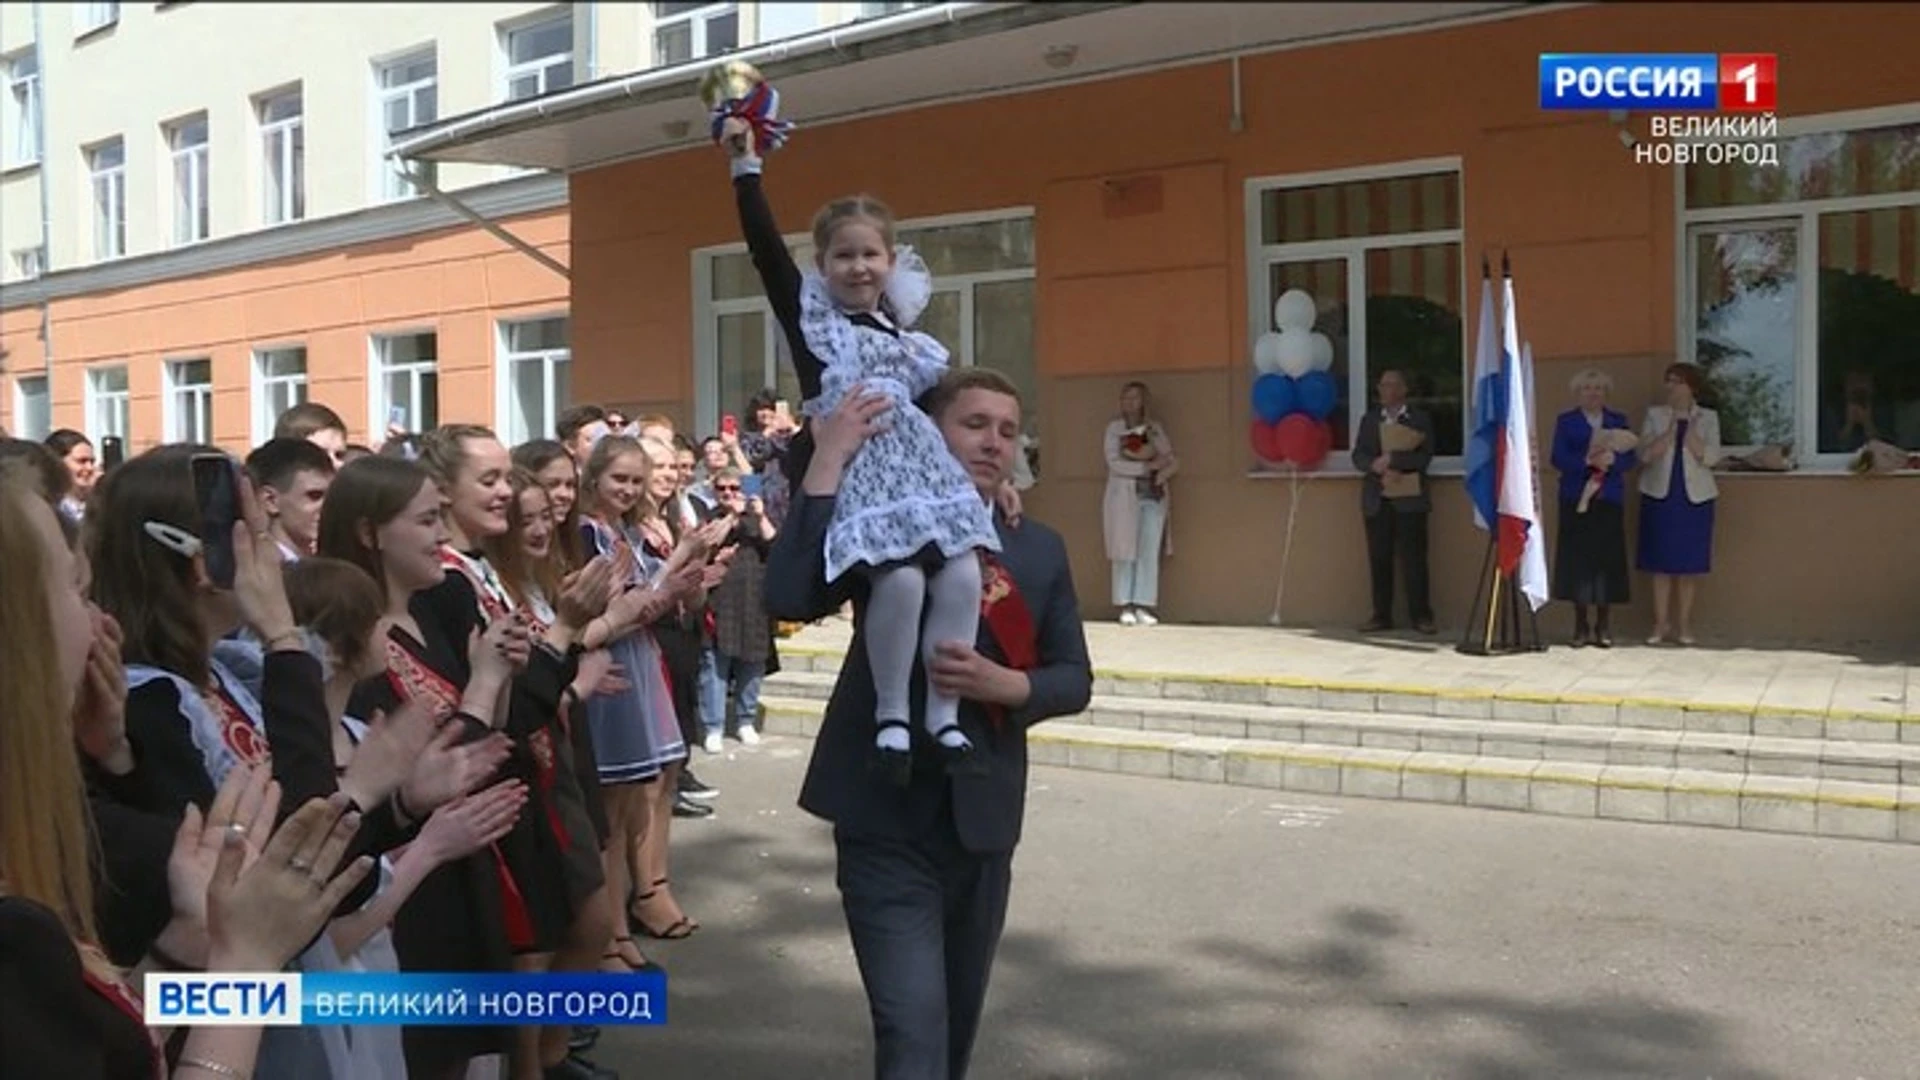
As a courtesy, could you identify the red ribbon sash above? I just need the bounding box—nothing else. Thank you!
[979,553,1039,732]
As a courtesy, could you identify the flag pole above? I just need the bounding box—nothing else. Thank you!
[1482,565,1503,654]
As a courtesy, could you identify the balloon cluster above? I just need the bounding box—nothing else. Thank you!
[1250,289,1336,469]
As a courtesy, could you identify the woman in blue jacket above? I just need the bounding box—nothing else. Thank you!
[1549,370,1636,647]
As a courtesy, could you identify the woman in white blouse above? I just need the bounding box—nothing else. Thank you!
[1102,381,1177,625]
[1635,363,1722,645]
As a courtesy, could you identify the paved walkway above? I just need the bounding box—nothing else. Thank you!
[779,619,1917,724]
[595,747,1920,1079]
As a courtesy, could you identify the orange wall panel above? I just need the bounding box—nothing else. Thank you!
[1044,266,1231,377]
[1040,163,1230,279]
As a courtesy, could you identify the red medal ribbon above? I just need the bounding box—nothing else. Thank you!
[978,552,1039,732]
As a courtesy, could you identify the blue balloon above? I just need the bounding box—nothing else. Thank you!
[1295,370,1338,420]
[1252,373,1296,424]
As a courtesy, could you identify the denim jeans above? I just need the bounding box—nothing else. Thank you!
[713,651,767,733]
[698,645,725,737]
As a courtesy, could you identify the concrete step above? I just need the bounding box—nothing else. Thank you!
[766,653,1918,744]
[755,697,1920,845]
[761,671,1920,786]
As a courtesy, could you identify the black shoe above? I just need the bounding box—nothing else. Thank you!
[1571,627,1591,648]
[1359,617,1392,633]
[672,793,714,818]
[545,1051,619,1080]
[678,771,718,800]
[1412,618,1437,636]
[569,1026,600,1054]
[870,721,914,788]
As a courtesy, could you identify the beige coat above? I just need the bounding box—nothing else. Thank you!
[1639,405,1722,502]
[1103,417,1177,561]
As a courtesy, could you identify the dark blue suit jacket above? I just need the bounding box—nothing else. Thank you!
[763,493,1093,855]
[1549,407,1637,506]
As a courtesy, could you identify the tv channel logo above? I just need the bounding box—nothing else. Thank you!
[144,973,303,1027]
[1539,53,1776,112]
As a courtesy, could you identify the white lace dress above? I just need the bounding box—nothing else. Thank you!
[798,248,1000,582]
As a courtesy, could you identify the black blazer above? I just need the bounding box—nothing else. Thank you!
[1350,406,1437,516]
[763,493,1093,855]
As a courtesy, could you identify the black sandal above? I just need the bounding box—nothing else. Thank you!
[628,886,696,940]
[871,720,913,788]
[602,936,659,972]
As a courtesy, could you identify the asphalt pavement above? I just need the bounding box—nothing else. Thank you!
[593,736,1919,1080]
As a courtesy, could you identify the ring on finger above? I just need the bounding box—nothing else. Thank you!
[288,858,312,873]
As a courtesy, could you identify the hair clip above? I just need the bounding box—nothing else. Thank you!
[143,520,203,559]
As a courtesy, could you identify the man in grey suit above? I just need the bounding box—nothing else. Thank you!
[765,367,1093,1080]
[1351,368,1438,634]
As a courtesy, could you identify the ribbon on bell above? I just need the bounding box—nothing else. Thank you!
[700,60,795,152]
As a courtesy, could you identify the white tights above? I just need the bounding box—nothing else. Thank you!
[866,554,983,752]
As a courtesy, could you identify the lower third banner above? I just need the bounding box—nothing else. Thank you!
[144,971,669,1027]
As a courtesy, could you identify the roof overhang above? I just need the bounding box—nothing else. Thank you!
[392,1,1563,174]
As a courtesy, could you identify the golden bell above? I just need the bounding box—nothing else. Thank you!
[699,60,764,108]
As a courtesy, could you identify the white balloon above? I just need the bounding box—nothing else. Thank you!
[1253,331,1285,374]
[1276,327,1314,378]
[1309,331,1334,372]
[1273,289,1317,332]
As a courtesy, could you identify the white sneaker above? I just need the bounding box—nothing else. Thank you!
[1119,609,1139,626]
[737,725,761,746]
[703,733,724,755]
[1135,610,1159,626]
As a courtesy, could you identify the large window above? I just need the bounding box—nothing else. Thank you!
[376,49,437,200]
[697,211,1040,474]
[165,358,213,443]
[11,375,50,440]
[654,2,739,66]
[499,316,570,446]
[167,112,210,245]
[257,87,304,224]
[1683,114,1920,462]
[253,345,307,443]
[86,365,129,443]
[87,138,126,259]
[76,2,119,36]
[861,2,922,15]
[13,246,44,279]
[3,48,39,168]
[372,331,438,434]
[504,9,573,101]
[1248,162,1465,460]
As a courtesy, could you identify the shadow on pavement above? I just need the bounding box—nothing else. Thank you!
[601,814,1781,1080]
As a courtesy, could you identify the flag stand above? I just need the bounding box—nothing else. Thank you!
[1456,250,1545,657]
[1457,541,1544,655]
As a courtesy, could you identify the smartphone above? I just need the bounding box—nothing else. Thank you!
[190,453,241,589]
[741,473,763,499]
[721,413,738,438]
[100,435,125,471]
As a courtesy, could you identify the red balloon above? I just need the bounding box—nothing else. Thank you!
[1302,419,1333,468]
[1273,415,1321,466]
[1250,420,1287,464]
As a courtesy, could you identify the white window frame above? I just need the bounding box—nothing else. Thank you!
[164,357,214,443]
[3,47,40,168]
[369,330,439,434]
[690,206,1036,435]
[76,2,119,36]
[12,245,45,279]
[373,47,437,201]
[496,315,571,446]
[86,138,127,259]
[652,2,741,67]
[251,344,308,444]
[1674,102,1920,471]
[11,374,51,440]
[85,365,130,443]
[1244,156,1468,475]
[257,87,304,225]
[501,8,573,102]
[166,112,210,246]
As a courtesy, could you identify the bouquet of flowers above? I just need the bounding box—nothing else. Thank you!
[1849,439,1919,475]
[1121,424,1166,500]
